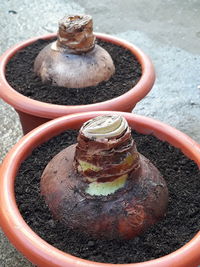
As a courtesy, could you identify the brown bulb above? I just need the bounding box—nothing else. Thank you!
[34,15,115,88]
[40,115,168,240]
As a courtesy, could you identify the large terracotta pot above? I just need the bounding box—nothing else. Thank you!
[0,33,155,134]
[0,111,200,267]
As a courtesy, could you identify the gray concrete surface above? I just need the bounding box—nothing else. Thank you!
[0,0,200,266]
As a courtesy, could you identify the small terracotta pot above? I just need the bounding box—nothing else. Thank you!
[0,33,155,134]
[0,111,200,267]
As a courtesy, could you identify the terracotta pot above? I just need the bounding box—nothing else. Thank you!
[0,33,155,134]
[0,111,200,267]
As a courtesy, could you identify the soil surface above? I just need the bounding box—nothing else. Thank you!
[6,39,142,105]
[15,130,200,264]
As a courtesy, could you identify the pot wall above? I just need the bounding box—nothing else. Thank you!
[16,110,50,134]
[16,106,133,134]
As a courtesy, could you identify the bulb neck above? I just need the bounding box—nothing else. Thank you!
[74,115,140,183]
[55,14,96,54]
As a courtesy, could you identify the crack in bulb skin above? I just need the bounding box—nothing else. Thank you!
[34,14,115,88]
[40,115,168,240]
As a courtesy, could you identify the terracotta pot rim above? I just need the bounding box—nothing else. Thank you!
[0,33,155,118]
[0,111,200,267]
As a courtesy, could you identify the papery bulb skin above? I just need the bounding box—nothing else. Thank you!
[41,115,168,240]
[34,15,115,88]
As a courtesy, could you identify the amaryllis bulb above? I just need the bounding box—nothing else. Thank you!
[40,115,168,240]
[34,15,115,88]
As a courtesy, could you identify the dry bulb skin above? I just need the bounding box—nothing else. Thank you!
[41,115,168,240]
[34,15,115,88]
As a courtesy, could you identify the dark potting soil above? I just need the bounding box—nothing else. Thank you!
[5,39,142,105]
[15,130,200,264]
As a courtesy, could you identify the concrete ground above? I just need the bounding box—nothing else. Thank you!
[0,0,200,266]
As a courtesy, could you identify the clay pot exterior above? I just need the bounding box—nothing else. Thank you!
[0,111,200,267]
[0,33,155,134]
